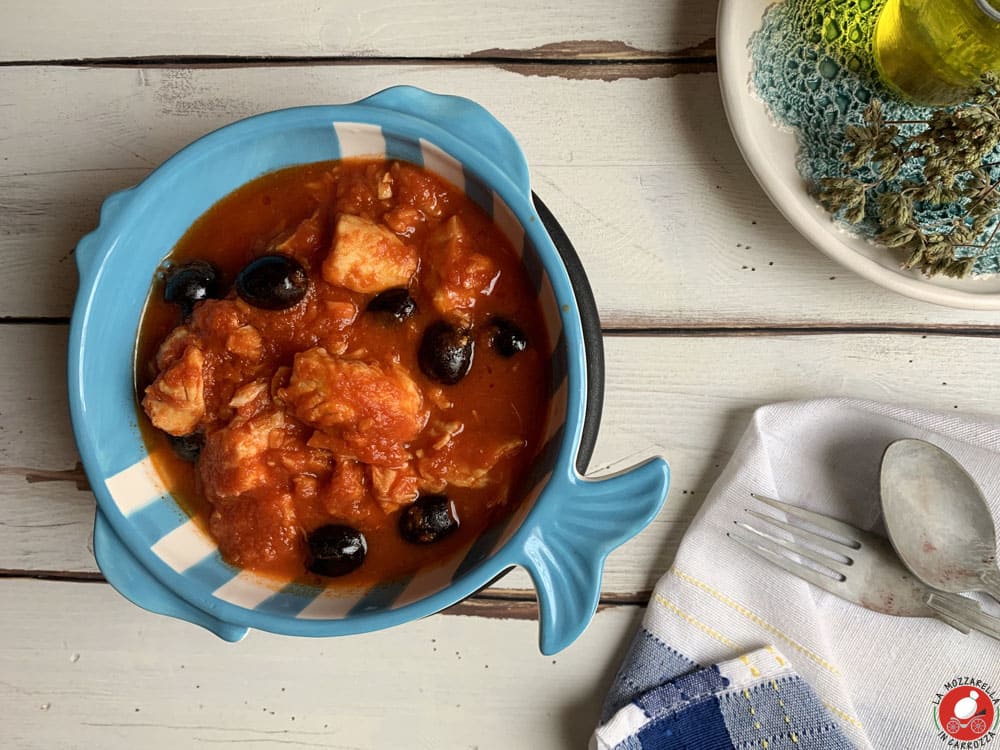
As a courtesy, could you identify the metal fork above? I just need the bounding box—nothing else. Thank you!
[728,493,1000,641]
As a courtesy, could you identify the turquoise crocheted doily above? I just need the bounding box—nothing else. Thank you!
[750,0,1000,276]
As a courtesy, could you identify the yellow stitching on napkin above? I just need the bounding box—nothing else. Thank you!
[653,594,739,649]
[765,645,786,667]
[791,732,799,743]
[740,654,762,678]
[670,568,842,675]
[743,689,762,739]
[658,574,864,737]
[822,701,864,730]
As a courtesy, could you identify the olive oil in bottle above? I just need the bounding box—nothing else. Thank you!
[874,0,1000,105]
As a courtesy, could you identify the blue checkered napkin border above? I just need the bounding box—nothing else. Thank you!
[593,631,855,750]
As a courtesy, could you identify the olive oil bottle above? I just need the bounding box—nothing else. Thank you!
[874,0,1000,104]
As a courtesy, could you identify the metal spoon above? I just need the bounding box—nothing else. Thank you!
[880,438,1000,602]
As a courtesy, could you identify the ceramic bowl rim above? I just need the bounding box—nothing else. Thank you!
[69,98,594,636]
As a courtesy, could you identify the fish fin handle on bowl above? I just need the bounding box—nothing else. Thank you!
[75,187,137,280]
[359,86,532,197]
[518,457,670,655]
[94,510,248,642]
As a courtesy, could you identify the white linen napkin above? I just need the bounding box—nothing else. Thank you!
[595,399,1000,749]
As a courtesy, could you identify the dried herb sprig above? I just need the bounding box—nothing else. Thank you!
[819,74,1000,278]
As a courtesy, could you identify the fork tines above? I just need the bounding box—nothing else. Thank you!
[750,494,861,549]
[728,494,861,591]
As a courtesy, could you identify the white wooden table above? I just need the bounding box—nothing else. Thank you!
[4,2,1000,747]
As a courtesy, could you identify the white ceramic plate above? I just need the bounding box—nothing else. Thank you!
[717,0,1000,310]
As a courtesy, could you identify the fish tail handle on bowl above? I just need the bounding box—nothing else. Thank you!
[516,458,670,655]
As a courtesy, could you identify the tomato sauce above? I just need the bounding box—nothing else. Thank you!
[136,159,550,586]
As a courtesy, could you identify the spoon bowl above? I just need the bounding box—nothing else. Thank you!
[880,438,1000,601]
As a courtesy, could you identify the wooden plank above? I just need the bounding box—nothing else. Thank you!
[4,324,1000,593]
[0,577,643,749]
[5,64,1000,326]
[0,0,715,62]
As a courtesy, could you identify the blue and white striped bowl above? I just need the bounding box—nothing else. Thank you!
[69,86,670,654]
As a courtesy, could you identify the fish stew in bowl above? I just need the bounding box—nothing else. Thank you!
[135,156,560,605]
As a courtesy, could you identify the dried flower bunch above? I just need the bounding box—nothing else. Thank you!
[819,74,1000,278]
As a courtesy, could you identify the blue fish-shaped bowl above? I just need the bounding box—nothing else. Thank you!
[68,86,670,654]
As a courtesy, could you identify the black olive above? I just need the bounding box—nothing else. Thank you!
[418,321,473,385]
[163,261,222,316]
[399,495,459,544]
[306,524,367,577]
[366,288,418,323]
[489,317,528,358]
[166,432,204,462]
[235,254,309,310]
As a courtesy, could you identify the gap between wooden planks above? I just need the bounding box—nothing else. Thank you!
[0,58,717,85]
[0,570,646,619]
[0,0,717,62]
